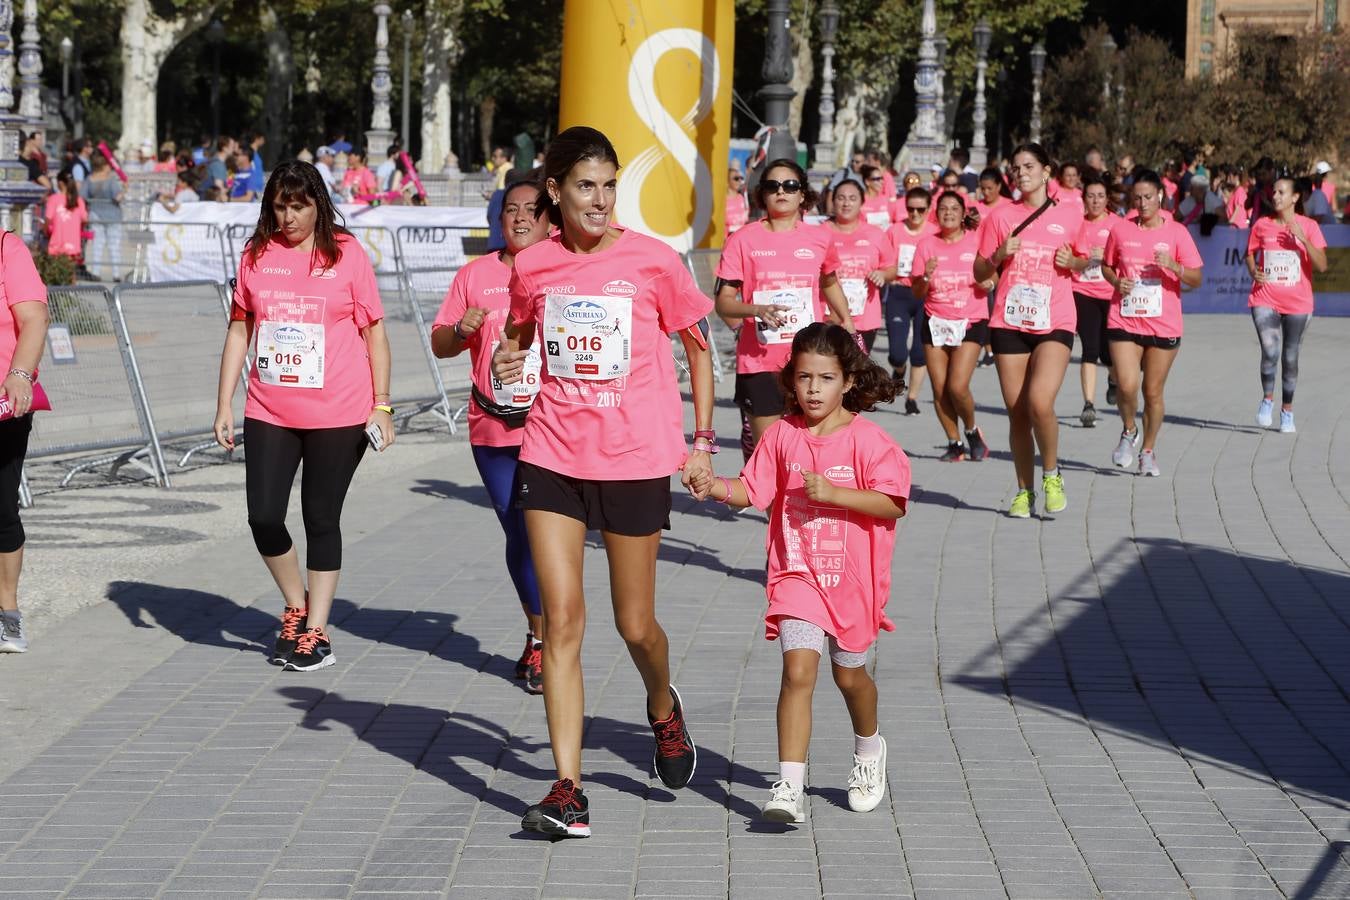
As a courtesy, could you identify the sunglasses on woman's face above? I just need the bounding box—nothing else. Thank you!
[907,204,929,213]
[867,176,884,183]
[763,179,803,194]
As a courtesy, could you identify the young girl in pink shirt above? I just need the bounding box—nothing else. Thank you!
[693,323,910,823]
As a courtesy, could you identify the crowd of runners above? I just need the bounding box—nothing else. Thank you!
[0,122,1335,842]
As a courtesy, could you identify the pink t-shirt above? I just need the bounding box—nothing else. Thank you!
[508,227,711,481]
[0,232,48,379]
[860,194,892,228]
[824,221,894,332]
[233,233,384,429]
[978,199,1081,334]
[725,193,750,236]
[885,220,939,287]
[342,168,378,199]
[1246,215,1327,315]
[1071,214,1119,300]
[433,253,541,448]
[716,220,841,375]
[739,414,911,652]
[1103,218,1202,338]
[1227,186,1250,229]
[913,231,988,321]
[44,194,87,258]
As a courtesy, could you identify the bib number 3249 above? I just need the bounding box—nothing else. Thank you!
[255,320,325,389]
[543,294,632,380]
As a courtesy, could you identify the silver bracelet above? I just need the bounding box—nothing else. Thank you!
[7,368,32,383]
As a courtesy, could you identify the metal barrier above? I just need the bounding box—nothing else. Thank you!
[346,226,453,431]
[124,173,177,203]
[22,284,165,502]
[111,280,242,481]
[459,174,493,207]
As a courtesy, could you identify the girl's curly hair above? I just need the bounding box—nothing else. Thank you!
[778,323,899,415]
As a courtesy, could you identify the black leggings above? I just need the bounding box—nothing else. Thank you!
[0,415,32,553]
[244,417,367,571]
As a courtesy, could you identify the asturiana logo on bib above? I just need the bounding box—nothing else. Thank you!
[602,279,637,297]
[272,325,306,345]
[562,300,607,324]
[793,248,815,260]
[824,465,855,483]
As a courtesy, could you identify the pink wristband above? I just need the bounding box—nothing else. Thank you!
[717,476,734,505]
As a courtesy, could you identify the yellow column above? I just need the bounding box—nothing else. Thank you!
[559,0,735,251]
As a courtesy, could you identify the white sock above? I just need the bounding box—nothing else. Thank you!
[1,609,19,622]
[1043,467,1059,479]
[854,731,882,760]
[778,761,806,787]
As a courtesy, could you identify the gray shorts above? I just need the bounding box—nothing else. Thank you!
[778,617,870,668]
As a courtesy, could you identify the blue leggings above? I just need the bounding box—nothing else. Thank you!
[884,283,927,370]
[471,444,542,616]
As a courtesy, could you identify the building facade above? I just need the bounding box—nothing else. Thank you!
[1186,0,1348,76]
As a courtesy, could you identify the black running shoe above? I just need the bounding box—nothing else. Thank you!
[524,642,543,695]
[939,442,966,462]
[904,398,921,416]
[966,427,989,462]
[285,627,334,672]
[1105,381,1118,406]
[272,606,308,666]
[521,778,590,838]
[892,370,906,394]
[649,686,697,789]
[514,633,535,679]
[1080,402,1098,428]
[979,351,995,367]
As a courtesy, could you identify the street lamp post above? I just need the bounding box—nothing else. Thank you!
[971,18,992,168]
[1100,31,1116,103]
[207,19,224,139]
[759,0,797,166]
[814,0,839,169]
[933,31,947,147]
[1029,40,1046,144]
[401,9,412,146]
[366,2,396,165]
[59,37,70,100]
[899,0,945,174]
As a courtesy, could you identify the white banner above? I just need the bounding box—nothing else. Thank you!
[143,203,490,282]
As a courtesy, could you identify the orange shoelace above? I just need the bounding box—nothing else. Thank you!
[279,607,307,641]
[294,627,328,655]
[542,778,582,810]
[654,710,688,758]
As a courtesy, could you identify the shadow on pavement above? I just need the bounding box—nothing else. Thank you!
[951,538,1350,817]
[105,581,518,687]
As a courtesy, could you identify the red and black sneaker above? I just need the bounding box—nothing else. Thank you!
[966,427,990,462]
[272,605,308,665]
[521,778,590,838]
[514,633,536,680]
[523,643,543,695]
[285,626,334,672]
[649,685,697,789]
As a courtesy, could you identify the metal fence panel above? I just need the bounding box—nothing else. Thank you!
[27,284,161,486]
[112,282,241,467]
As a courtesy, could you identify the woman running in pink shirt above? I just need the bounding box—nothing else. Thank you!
[691,323,909,823]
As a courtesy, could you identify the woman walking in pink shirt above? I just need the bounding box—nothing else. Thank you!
[692,323,910,823]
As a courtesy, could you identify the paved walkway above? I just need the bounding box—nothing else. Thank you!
[2,316,1349,900]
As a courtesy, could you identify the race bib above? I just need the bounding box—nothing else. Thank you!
[753,287,815,345]
[1080,262,1104,282]
[1264,249,1301,286]
[927,314,969,347]
[1121,279,1163,318]
[841,278,869,316]
[866,211,891,228]
[255,320,324,389]
[1004,283,1051,331]
[489,340,541,407]
[896,244,917,277]
[542,294,632,380]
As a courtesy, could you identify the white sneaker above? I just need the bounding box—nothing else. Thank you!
[761,780,806,823]
[1112,429,1139,468]
[1138,450,1160,477]
[846,737,888,812]
[1279,410,1296,433]
[0,614,28,653]
[1256,398,1274,427]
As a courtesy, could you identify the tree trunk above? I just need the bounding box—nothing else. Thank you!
[260,1,293,168]
[118,0,221,156]
[478,95,496,163]
[420,2,455,172]
[787,0,814,144]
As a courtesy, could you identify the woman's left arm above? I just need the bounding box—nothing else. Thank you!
[677,324,715,499]
[3,302,51,416]
[362,319,394,449]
